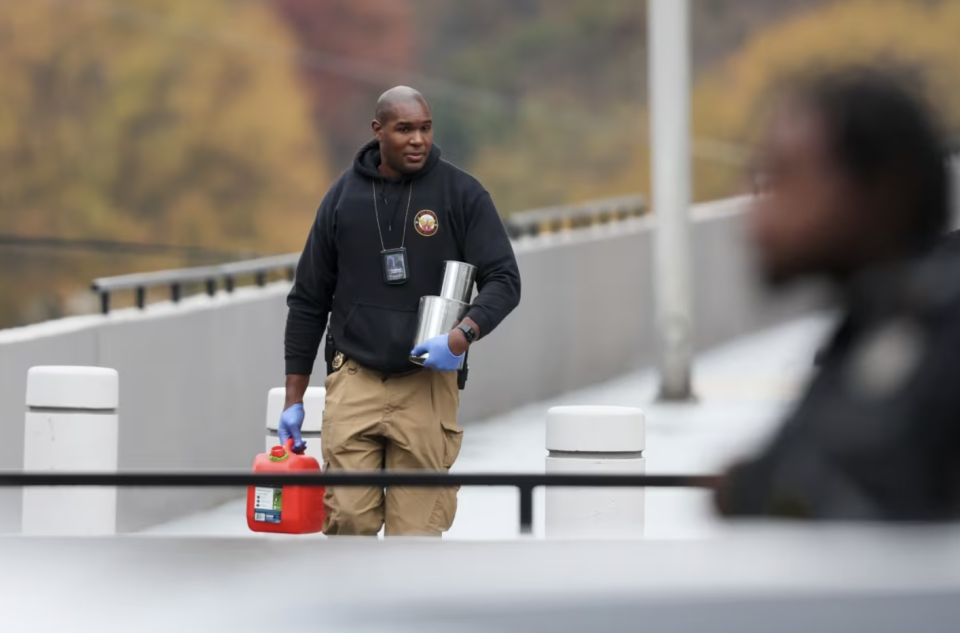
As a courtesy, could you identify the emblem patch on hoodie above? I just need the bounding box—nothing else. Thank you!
[414,210,439,237]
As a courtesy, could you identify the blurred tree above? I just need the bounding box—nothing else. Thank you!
[691,0,837,73]
[410,0,834,174]
[6,0,960,329]
[0,0,332,326]
[688,0,960,200]
[467,98,650,214]
[272,0,418,168]
[414,0,645,167]
[467,0,960,213]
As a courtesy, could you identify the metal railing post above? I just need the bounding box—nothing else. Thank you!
[518,484,535,535]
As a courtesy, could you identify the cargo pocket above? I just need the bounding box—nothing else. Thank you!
[440,418,464,470]
[427,369,462,534]
[429,417,464,534]
[430,371,462,470]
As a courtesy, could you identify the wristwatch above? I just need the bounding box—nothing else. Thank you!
[456,323,478,345]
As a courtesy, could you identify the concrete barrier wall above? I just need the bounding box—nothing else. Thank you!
[0,196,824,533]
[0,288,292,533]
[98,289,290,532]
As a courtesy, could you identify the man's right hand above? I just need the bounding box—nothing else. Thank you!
[280,374,311,454]
[278,403,306,454]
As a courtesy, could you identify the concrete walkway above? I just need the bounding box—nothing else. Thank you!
[142,312,835,540]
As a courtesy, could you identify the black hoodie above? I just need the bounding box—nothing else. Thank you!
[284,140,521,376]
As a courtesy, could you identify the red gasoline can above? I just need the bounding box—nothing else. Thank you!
[246,438,325,534]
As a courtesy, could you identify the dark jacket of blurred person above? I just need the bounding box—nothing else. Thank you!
[716,67,960,522]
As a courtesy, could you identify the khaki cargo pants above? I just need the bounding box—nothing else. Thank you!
[320,358,464,537]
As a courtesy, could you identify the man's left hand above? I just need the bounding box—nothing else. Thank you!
[411,332,465,372]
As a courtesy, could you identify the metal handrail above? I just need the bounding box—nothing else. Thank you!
[504,194,646,238]
[90,194,647,314]
[218,253,301,278]
[0,470,716,534]
[91,252,301,314]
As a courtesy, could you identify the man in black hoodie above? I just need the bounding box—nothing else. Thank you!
[278,86,521,537]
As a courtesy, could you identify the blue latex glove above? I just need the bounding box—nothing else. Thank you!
[278,403,307,454]
[411,333,465,372]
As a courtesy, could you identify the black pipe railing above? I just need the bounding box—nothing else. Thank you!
[89,194,647,313]
[504,194,646,239]
[91,253,300,314]
[0,471,717,534]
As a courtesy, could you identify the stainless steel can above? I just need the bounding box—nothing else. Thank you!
[409,296,469,368]
[439,260,477,304]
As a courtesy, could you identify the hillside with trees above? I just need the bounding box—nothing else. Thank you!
[0,0,331,324]
[272,0,418,166]
[2,0,960,327]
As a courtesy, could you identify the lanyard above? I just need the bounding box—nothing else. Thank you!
[373,180,414,285]
[372,181,413,251]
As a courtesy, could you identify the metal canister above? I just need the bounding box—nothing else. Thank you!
[409,296,469,368]
[408,261,477,368]
[439,260,477,304]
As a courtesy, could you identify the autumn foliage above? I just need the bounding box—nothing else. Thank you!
[0,0,332,324]
[469,0,960,211]
[272,0,418,167]
[3,0,960,327]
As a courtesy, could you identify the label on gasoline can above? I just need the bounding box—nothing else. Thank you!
[253,487,282,523]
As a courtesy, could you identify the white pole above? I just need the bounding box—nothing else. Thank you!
[22,366,120,535]
[649,0,695,401]
[544,406,646,539]
[265,387,325,456]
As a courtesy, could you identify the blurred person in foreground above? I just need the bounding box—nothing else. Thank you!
[279,86,521,537]
[715,66,960,522]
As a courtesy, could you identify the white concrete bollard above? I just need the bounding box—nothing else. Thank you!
[544,406,646,539]
[265,387,325,458]
[22,366,120,536]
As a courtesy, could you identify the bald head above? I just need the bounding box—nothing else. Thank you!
[375,86,430,123]
[371,86,434,178]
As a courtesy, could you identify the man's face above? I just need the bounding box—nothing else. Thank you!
[373,100,433,176]
[748,100,864,285]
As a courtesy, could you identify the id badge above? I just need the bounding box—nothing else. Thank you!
[381,248,409,285]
